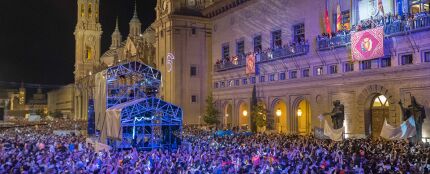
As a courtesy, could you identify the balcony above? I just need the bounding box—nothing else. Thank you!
[317,33,351,51]
[214,44,309,72]
[317,14,430,51]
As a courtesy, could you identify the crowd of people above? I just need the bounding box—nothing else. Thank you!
[215,40,310,69]
[1,120,430,173]
[317,11,430,49]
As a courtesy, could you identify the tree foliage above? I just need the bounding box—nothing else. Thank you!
[250,85,258,132]
[252,102,267,128]
[203,95,220,125]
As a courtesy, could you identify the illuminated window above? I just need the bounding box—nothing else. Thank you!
[86,47,92,60]
[373,95,389,107]
[293,23,305,43]
[81,4,85,17]
[88,4,92,17]
[409,0,430,14]
[228,80,234,87]
[315,66,323,76]
[271,30,282,49]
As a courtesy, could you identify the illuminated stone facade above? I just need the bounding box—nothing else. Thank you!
[68,0,430,140]
[208,0,430,138]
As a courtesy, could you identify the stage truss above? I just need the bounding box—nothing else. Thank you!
[101,61,182,150]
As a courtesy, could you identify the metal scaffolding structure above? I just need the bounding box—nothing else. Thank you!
[100,61,182,150]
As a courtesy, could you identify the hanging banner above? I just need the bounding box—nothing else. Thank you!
[246,54,256,75]
[351,27,384,61]
[323,120,344,141]
[380,117,416,140]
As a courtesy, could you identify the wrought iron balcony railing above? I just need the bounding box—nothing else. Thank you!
[317,15,430,50]
[214,45,309,72]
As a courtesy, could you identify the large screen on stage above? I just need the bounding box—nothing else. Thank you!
[351,27,384,61]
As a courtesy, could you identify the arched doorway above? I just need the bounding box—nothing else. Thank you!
[273,100,288,133]
[239,102,250,130]
[224,104,233,129]
[297,99,311,135]
[370,95,390,137]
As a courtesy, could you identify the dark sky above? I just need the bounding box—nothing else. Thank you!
[0,0,157,86]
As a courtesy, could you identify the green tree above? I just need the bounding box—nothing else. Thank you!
[203,95,220,125]
[250,85,258,132]
[252,102,267,129]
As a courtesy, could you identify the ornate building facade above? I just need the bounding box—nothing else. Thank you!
[207,0,430,139]
[73,0,156,120]
[69,0,430,140]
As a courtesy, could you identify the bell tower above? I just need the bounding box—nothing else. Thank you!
[74,0,102,81]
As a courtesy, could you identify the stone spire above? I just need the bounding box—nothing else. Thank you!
[129,0,141,37]
[110,17,122,50]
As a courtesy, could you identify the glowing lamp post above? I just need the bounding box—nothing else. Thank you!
[225,114,229,129]
[242,110,248,130]
[242,110,248,117]
[276,108,282,133]
[297,108,302,117]
[276,109,282,117]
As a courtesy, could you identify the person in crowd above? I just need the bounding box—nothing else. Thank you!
[1,119,429,173]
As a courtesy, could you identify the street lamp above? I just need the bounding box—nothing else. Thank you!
[297,108,302,117]
[225,114,229,129]
[276,108,282,133]
[276,108,282,117]
[242,110,248,117]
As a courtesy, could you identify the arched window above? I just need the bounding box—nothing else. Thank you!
[81,4,85,17]
[88,3,92,17]
[373,95,389,107]
[86,47,92,60]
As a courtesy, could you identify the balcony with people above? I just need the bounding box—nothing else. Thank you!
[214,41,310,72]
[317,11,430,51]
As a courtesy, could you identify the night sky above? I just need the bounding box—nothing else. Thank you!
[0,0,157,87]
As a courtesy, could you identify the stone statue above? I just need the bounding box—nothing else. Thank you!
[324,100,345,129]
[399,96,426,142]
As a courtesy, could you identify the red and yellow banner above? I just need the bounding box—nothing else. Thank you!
[246,54,256,75]
[336,1,342,32]
[351,27,384,61]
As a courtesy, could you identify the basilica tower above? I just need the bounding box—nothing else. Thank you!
[74,0,102,81]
